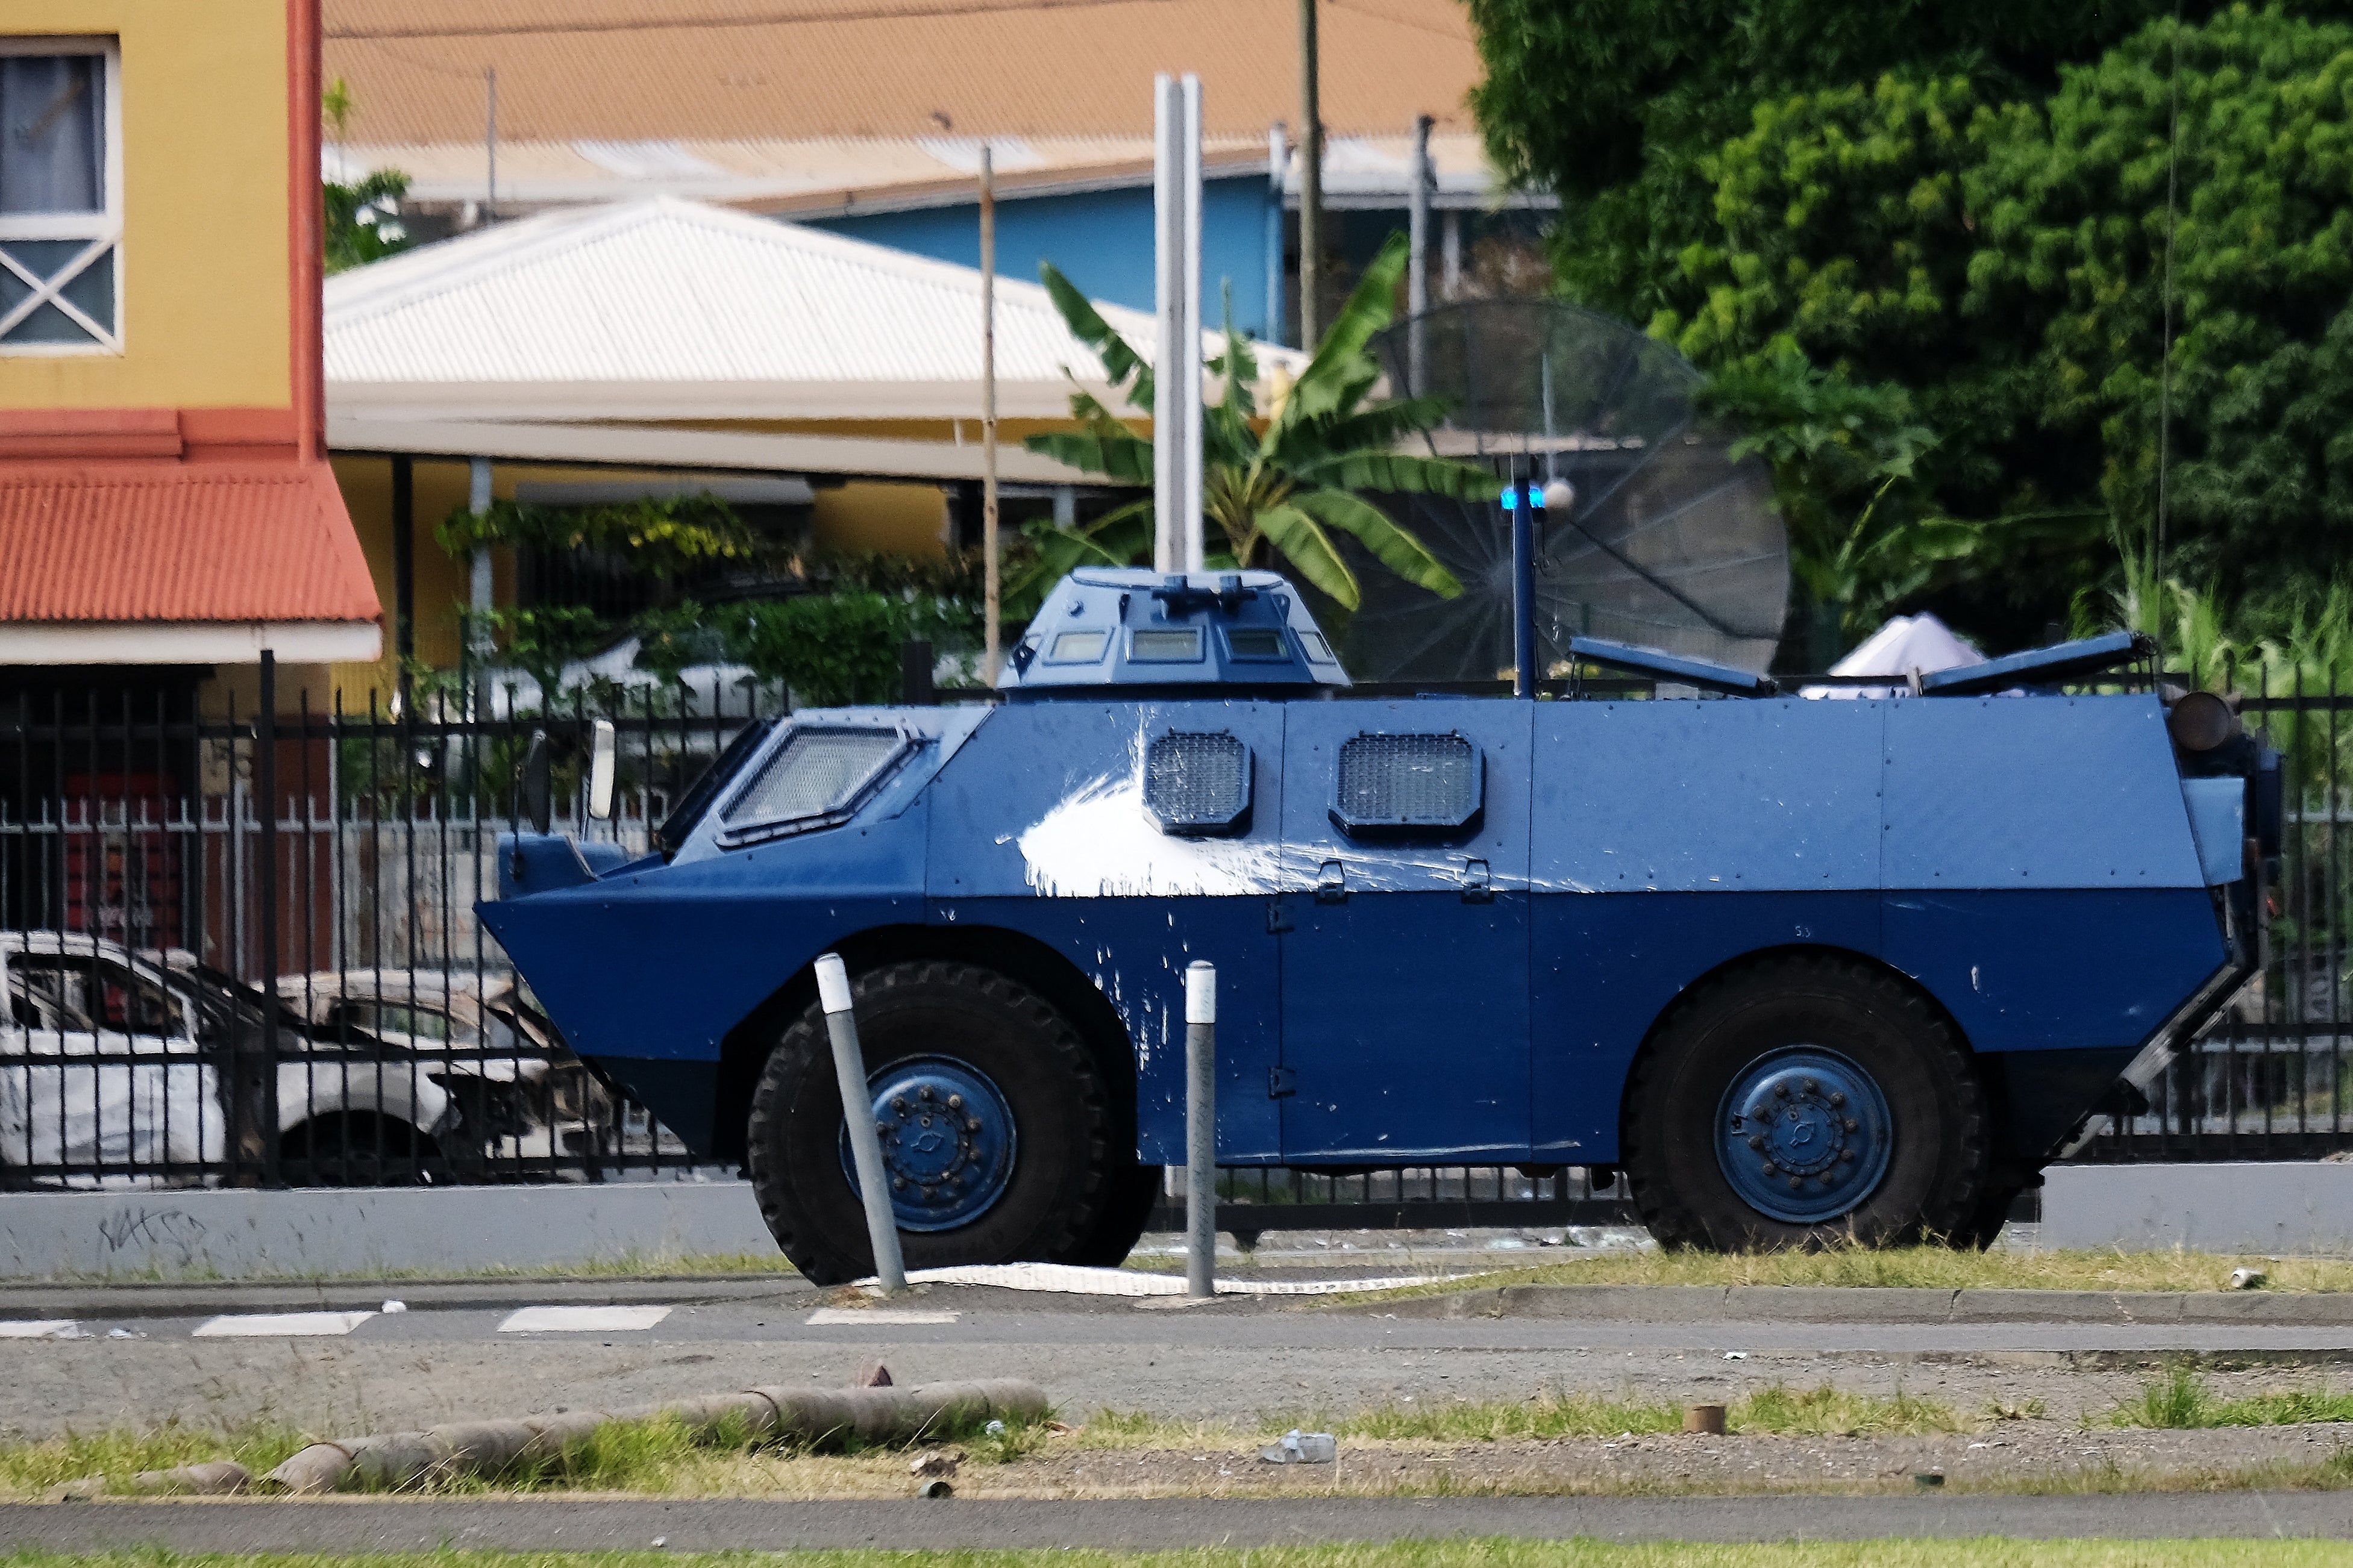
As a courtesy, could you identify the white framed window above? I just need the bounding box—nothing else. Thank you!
[0,38,122,354]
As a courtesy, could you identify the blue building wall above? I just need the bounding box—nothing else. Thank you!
[806,175,1282,342]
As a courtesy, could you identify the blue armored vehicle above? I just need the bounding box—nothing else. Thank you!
[483,567,2276,1282]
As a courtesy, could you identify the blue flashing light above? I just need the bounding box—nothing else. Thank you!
[1499,485,1545,510]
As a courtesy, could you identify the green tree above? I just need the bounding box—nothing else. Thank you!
[437,494,759,582]
[722,594,912,707]
[1968,4,2353,600]
[479,605,610,705]
[1018,233,1488,611]
[322,78,412,274]
[1465,0,2201,325]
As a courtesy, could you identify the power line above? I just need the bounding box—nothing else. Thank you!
[329,0,1183,42]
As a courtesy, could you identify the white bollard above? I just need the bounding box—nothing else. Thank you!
[1185,960,1217,1300]
[816,954,906,1293]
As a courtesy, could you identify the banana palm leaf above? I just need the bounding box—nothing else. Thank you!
[1290,487,1464,598]
[1280,233,1411,426]
[1040,262,1153,410]
[1255,502,1361,608]
[1026,429,1155,484]
[1288,449,1494,501]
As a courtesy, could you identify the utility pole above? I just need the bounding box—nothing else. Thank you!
[980,145,1001,682]
[1297,0,1322,348]
[1408,114,1432,394]
[484,67,498,222]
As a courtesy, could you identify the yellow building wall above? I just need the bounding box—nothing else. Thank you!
[2,0,291,410]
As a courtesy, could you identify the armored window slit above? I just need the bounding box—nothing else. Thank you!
[1142,731,1252,837]
[1330,731,1484,839]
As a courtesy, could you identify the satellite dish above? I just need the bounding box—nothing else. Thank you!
[1342,300,1788,682]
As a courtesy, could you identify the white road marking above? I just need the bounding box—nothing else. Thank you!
[192,1311,377,1337]
[498,1305,672,1334]
[0,1320,78,1338]
[806,1308,960,1325]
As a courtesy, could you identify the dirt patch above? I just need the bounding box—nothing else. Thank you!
[942,1423,2353,1498]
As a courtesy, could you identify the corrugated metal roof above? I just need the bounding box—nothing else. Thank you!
[325,197,1292,420]
[322,0,1480,143]
[323,131,1522,215]
[0,464,383,625]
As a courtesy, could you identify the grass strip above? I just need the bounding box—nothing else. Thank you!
[1321,1243,2353,1302]
[2114,1366,2353,1430]
[0,1540,2347,1567]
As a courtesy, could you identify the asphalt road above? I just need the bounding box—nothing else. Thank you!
[10,1278,2353,1440]
[5,1493,2353,1549]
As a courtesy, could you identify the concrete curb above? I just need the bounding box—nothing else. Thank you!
[0,1180,779,1281]
[0,1274,809,1320]
[1386,1283,2353,1325]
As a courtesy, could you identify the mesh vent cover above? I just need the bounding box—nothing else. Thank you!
[1143,731,1252,836]
[1331,732,1482,837]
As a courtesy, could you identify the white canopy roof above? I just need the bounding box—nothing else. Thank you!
[325,197,1289,439]
[1805,612,1982,699]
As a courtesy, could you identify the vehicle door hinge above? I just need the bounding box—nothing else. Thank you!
[1268,1066,1298,1098]
[1315,859,1347,904]
[1266,899,1294,934]
[1461,858,1493,903]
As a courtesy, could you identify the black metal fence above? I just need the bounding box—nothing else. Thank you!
[0,664,2343,1217]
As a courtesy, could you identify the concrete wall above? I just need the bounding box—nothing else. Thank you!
[2042,1161,2353,1254]
[0,1180,776,1280]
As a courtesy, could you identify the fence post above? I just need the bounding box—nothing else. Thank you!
[257,650,281,1185]
[1186,959,1217,1300]
[816,952,906,1292]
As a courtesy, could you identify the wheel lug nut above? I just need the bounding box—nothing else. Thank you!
[1761,1161,1777,1175]
[891,1176,906,1190]
[1829,1092,1846,1107]
[1747,1135,1765,1151]
[1844,1118,1859,1132]
[1800,1078,1817,1094]
[918,1085,933,1101]
[891,1096,907,1113]
[1787,1175,1804,1191]
[1773,1084,1790,1098]
[1838,1148,1854,1162]
[967,1117,982,1132]
[948,1094,964,1110]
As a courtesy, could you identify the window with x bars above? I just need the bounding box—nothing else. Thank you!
[0,43,119,353]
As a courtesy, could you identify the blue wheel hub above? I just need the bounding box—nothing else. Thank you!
[840,1057,1017,1233]
[1715,1047,1892,1225]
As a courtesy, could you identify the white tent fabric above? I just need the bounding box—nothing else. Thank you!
[1802,612,1982,699]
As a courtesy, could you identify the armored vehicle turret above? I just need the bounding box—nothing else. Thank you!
[483,569,2274,1281]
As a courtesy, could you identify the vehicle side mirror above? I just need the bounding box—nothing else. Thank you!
[522,729,552,834]
[587,719,616,821]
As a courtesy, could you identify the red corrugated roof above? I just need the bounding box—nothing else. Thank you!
[0,464,381,625]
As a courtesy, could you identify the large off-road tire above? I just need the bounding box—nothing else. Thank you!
[747,961,1116,1284]
[1054,1160,1164,1267]
[1621,954,1988,1251]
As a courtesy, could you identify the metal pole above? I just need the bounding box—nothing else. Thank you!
[1408,114,1432,395]
[391,454,415,710]
[257,649,281,1183]
[1180,75,1204,575]
[1511,457,1538,698]
[1185,960,1217,1300]
[468,456,494,717]
[817,953,905,1292]
[980,146,1001,684]
[1154,74,1181,574]
[1153,74,1204,575]
[1266,122,1287,346]
[1297,0,1322,348]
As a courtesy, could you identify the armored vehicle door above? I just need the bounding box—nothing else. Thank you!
[1274,700,1533,1161]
